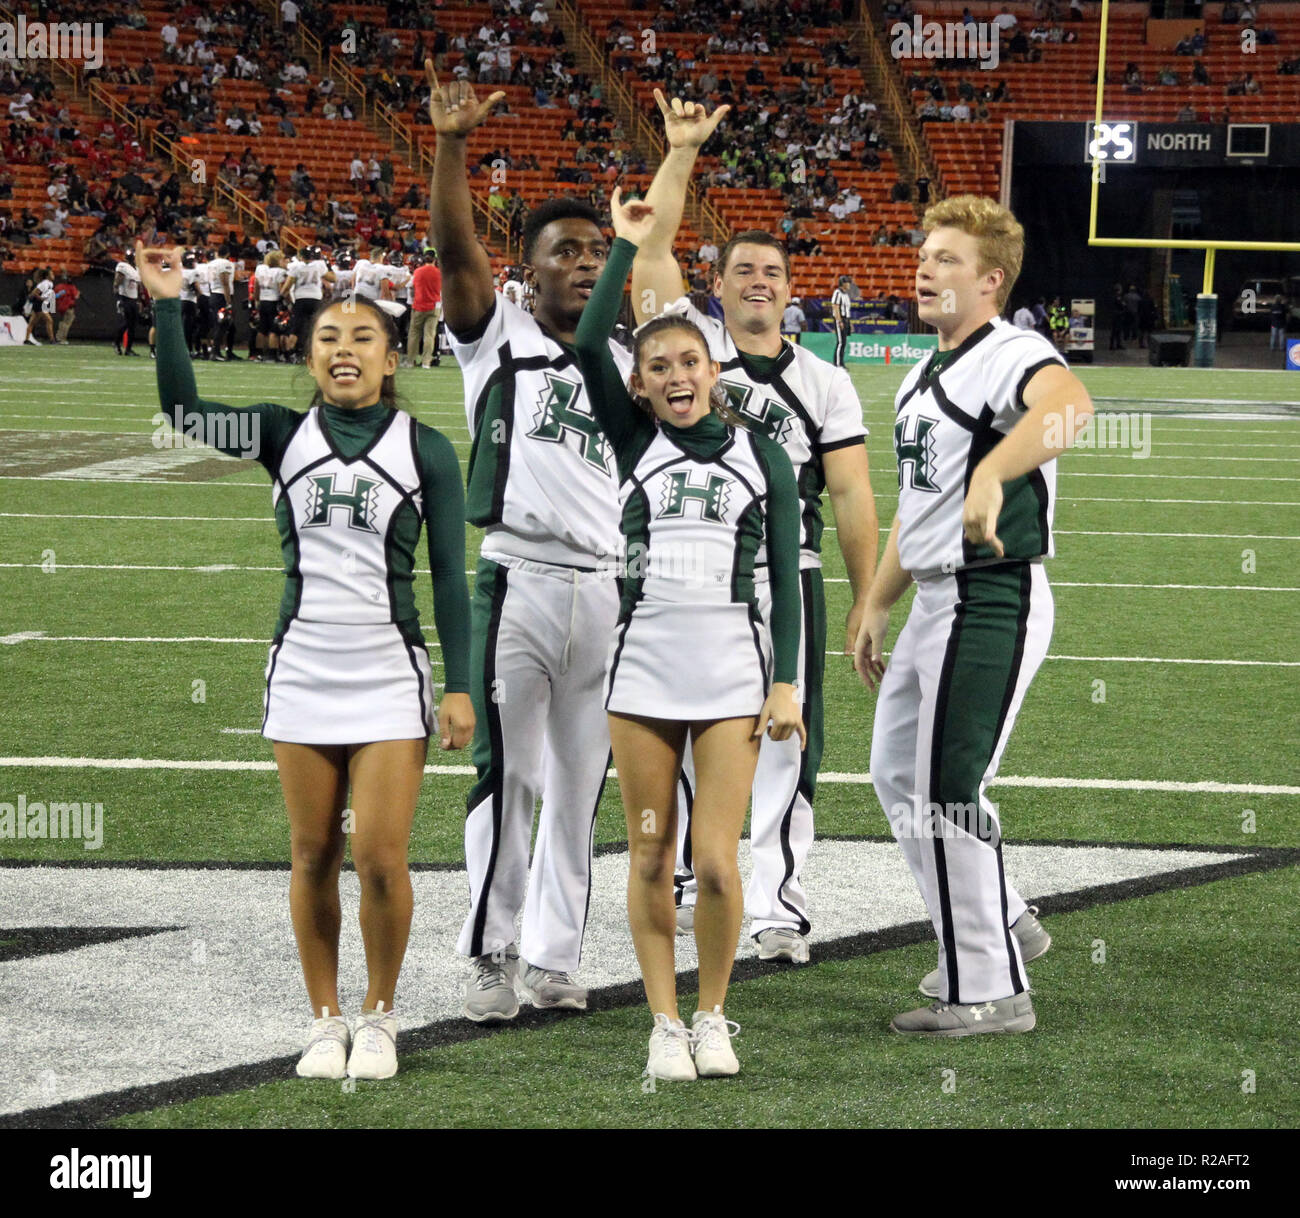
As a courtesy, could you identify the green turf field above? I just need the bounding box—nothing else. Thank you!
[0,344,1296,1129]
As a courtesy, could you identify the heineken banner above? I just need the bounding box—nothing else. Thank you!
[800,333,938,365]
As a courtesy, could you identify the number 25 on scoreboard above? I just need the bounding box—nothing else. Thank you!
[1086,122,1136,163]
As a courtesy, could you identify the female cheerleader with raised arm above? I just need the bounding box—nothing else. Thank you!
[137,241,474,1081]
[573,195,806,1081]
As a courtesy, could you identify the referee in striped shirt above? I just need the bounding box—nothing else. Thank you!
[831,277,852,367]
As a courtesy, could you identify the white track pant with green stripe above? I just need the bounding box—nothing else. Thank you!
[457,555,619,974]
[870,561,1053,1005]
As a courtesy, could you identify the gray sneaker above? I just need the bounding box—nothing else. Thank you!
[755,927,811,964]
[890,992,1036,1037]
[518,963,588,1010]
[675,903,694,935]
[463,943,520,1023]
[919,906,1051,998]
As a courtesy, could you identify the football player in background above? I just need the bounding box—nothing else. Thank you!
[281,245,334,363]
[113,248,142,356]
[254,249,289,362]
[208,245,239,361]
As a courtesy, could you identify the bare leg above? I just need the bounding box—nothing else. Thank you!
[347,736,427,1010]
[608,712,686,1020]
[273,741,349,1015]
[688,716,761,1013]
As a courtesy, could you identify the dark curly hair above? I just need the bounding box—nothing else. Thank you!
[521,196,604,263]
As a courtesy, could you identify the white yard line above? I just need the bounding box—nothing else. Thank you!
[0,755,1293,795]
[1,565,1293,592]
[7,634,1294,667]
[0,512,271,522]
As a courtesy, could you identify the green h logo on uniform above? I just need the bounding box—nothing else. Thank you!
[895,414,940,493]
[723,379,794,443]
[303,473,381,533]
[659,471,731,522]
[528,372,611,473]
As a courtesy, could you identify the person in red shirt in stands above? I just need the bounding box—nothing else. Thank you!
[53,268,79,344]
[409,248,443,369]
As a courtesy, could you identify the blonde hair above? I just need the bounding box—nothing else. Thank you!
[922,195,1024,311]
[265,249,284,268]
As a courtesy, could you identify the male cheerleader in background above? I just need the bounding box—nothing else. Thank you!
[633,91,879,964]
[855,196,1077,1035]
[428,61,628,1020]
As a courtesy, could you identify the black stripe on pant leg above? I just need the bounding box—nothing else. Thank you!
[576,749,611,965]
[772,791,810,936]
[995,842,1021,994]
[674,771,695,905]
[467,562,510,958]
[929,573,969,1005]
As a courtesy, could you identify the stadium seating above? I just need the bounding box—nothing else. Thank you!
[887,1,1300,198]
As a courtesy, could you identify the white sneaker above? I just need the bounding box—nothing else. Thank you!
[645,1012,696,1081]
[755,927,811,963]
[690,1005,741,1077]
[675,903,694,935]
[346,1000,398,1079]
[26,335,42,346]
[295,1008,350,1079]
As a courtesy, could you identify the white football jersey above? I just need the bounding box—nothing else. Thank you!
[35,278,55,309]
[385,263,413,303]
[673,298,866,567]
[207,256,235,297]
[273,407,425,623]
[450,295,631,566]
[893,317,1065,580]
[502,279,524,306]
[287,257,328,301]
[255,264,287,300]
[352,259,386,300]
[114,262,141,299]
[331,265,356,299]
[179,266,199,302]
[193,263,212,296]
